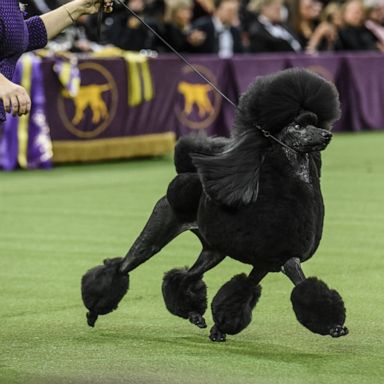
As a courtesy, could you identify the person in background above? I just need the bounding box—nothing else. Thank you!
[306,1,343,52]
[287,0,323,49]
[192,0,215,20]
[0,0,113,121]
[155,0,206,52]
[191,0,244,56]
[247,0,302,52]
[102,0,158,51]
[335,0,379,51]
[364,0,384,51]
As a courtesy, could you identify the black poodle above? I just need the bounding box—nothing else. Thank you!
[81,68,348,341]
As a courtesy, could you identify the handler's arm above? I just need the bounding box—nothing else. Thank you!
[40,0,113,40]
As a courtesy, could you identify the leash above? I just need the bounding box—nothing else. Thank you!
[100,0,297,153]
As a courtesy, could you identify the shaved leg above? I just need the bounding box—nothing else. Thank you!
[120,196,196,273]
[281,257,306,285]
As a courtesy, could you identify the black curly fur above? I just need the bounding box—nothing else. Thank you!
[191,130,267,207]
[291,277,346,335]
[81,257,129,327]
[211,274,262,335]
[162,267,207,319]
[235,68,341,135]
[166,173,202,220]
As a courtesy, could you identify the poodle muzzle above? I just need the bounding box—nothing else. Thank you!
[278,124,332,153]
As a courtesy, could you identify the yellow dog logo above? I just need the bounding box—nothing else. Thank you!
[62,84,112,125]
[178,81,214,118]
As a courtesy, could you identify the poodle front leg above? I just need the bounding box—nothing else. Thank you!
[162,243,225,329]
[120,196,196,274]
[209,268,267,342]
[282,257,348,338]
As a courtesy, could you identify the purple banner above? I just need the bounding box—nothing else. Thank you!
[2,52,384,170]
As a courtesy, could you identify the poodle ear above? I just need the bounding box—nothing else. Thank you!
[295,111,318,127]
[191,130,265,208]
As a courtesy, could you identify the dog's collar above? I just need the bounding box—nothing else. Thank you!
[254,124,298,153]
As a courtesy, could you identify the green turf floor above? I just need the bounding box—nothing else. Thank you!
[1,132,384,384]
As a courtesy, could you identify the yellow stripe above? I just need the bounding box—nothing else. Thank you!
[59,63,71,89]
[141,60,154,102]
[51,132,176,163]
[127,60,142,107]
[17,54,33,169]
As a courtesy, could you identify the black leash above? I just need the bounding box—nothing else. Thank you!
[102,0,297,153]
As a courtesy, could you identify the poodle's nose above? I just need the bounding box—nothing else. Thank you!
[321,131,332,141]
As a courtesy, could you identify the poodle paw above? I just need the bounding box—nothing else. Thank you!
[209,325,226,342]
[188,312,207,328]
[330,325,349,338]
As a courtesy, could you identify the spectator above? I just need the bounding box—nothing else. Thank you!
[155,0,206,52]
[365,0,384,51]
[336,0,379,50]
[288,0,323,49]
[95,0,158,50]
[191,0,244,56]
[306,1,343,52]
[247,0,302,52]
[192,0,215,20]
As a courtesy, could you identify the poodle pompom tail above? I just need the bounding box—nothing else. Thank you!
[291,277,348,337]
[81,258,129,327]
[212,274,262,335]
[162,267,207,319]
[235,68,341,134]
[166,173,202,220]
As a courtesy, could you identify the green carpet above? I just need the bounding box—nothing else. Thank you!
[1,132,383,384]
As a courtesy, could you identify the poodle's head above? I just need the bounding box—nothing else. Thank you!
[235,68,341,138]
[191,68,340,209]
[276,111,333,153]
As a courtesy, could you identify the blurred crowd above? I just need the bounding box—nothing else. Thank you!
[28,0,384,55]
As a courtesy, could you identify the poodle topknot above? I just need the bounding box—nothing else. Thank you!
[235,67,341,134]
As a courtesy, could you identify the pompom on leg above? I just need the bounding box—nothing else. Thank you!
[291,277,348,337]
[162,267,208,328]
[210,273,262,342]
[81,257,129,327]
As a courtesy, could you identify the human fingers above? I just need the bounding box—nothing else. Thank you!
[2,96,11,114]
[17,90,31,116]
[103,1,113,13]
[10,95,20,117]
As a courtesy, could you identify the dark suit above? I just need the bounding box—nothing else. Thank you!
[191,16,244,54]
[335,26,379,51]
[248,18,301,53]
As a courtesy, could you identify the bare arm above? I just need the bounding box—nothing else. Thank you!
[40,0,113,40]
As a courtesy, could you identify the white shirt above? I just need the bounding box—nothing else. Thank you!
[258,15,302,52]
[212,16,234,58]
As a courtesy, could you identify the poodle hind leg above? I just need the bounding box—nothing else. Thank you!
[210,268,267,342]
[162,238,226,329]
[82,196,194,326]
[282,257,348,337]
[120,196,196,273]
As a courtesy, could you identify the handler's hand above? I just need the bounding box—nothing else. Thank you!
[0,75,31,117]
[76,0,114,15]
